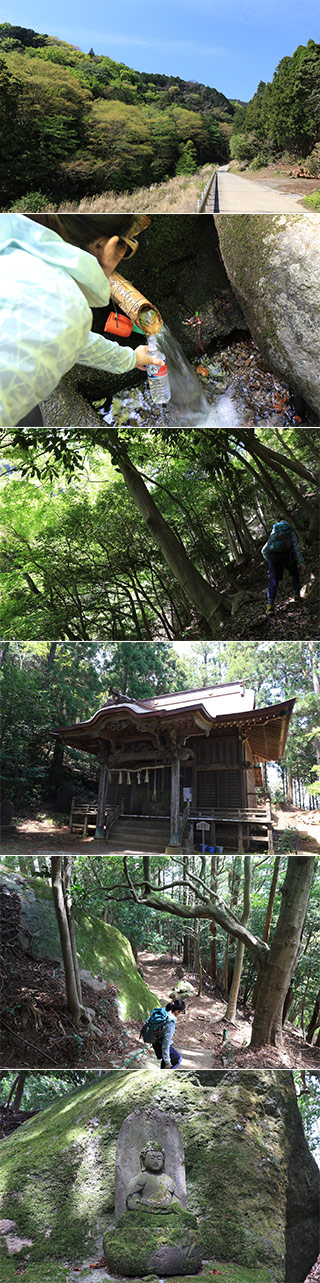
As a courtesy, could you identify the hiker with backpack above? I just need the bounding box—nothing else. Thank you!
[261,520,305,615]
[140,1000,186,1068]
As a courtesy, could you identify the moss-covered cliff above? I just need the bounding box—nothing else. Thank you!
[0,867,159,1020]
[0,1071,318,1283]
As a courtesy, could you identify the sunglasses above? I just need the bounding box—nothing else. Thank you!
[119,215,151,258]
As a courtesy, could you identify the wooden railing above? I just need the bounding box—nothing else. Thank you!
[105,803,123,837]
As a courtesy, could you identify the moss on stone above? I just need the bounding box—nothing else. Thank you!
[0,1071,297,1281]
[103,1204,200,1276]
[0,867,159,1021]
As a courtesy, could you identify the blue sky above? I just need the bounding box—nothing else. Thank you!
[4,0,319,99]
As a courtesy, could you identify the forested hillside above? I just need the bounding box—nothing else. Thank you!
[0,427,318,641]
[231,39,320,170]
[0,22,231,205]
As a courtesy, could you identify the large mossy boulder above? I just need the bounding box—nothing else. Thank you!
[103,1205,202,1277]
[0,867,158,1020]
[0,1070,319,1283]
[215,212,320,417]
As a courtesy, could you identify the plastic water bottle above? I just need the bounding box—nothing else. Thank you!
[146,334,171,405]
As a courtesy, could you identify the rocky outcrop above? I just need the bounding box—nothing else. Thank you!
[215,213,320,417]
[0,1070,318,1283]
[0,867,158,1020]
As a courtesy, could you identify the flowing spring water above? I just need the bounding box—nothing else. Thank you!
[100,322,303,429]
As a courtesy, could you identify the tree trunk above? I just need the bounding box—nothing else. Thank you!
[226,856,251,1022]
[183,857,190,966]
[309,642,320,766]
[112,446,229,632]
[63,857,82,1003]
[12,1073,27,1113]
[251,857,315,1047]
[306,988,320,1043]
[95,760,109,838]
[252,856,280,1006]
[244,431,317,485]
[51,858,87,1024]
[286,765,293,805]
[5,1074,26,1112]
[209,856,217,980]
[194,918,203,996]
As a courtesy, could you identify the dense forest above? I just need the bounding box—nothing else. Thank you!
[1,640,319,824]
[0,25,318,205]
[0,22,231,205]
[231,39,320,171]
[0,427,318,641]
[1,854,319,1067]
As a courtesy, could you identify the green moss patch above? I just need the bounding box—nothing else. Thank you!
[0,868,159,1021]
[76,909,158,1020]
[104,1204,200,1276]
[0,1071,291,1280]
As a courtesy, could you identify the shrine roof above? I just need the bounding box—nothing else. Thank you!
[53,682,294,763]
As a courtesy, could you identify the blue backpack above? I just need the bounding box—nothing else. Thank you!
[269,521,293,554]
[140,1007,169,1043]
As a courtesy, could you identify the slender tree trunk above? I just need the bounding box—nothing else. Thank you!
[251,857,315,1047]
[245,432,317,486]
[183,857,190,966]
[252,856,280,1006]
[210,856,217,980]
[309,643,320,767]
[111,446,229,632]
[306,988,320,1043]
[63,857,82,1003]
[194,918,202,996]
[286,765,293,805]
[226,857,251,1022]
[51,858,87,1024]
[0,643,9,668]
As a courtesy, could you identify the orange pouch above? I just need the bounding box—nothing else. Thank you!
[104,312,133,337]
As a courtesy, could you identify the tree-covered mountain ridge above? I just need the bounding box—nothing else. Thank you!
[0,21,233,203]
[0,22,234,114]
[0,26,318,205]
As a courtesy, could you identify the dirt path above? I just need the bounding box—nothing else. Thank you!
[120,951,320,1072]
[215,166,307,212]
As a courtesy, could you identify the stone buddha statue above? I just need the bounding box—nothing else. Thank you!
[126,1143,180,1212]
[103,1110,202,1277]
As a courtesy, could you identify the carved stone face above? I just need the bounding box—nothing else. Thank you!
[142,1146,164,1173]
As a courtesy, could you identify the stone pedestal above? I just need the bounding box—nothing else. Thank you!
[103,1206,202,1278]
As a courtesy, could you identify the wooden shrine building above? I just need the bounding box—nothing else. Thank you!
[53,681,294,853]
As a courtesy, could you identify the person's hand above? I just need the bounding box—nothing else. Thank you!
[135,345,162,369]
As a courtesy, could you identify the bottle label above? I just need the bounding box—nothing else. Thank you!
[149,363,168,377]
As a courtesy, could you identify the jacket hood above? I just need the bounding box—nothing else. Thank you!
[0,213,111,308]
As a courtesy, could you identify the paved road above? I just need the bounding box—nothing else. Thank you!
[212,166,306,213]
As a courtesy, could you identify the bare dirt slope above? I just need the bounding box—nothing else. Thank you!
[120,951,320,1072]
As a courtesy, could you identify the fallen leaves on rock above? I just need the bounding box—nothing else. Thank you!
[0,886,136,1069]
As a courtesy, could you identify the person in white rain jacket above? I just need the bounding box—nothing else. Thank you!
[0,212,161,426]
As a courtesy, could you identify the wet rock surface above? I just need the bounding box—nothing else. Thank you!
[215,213,320,419]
